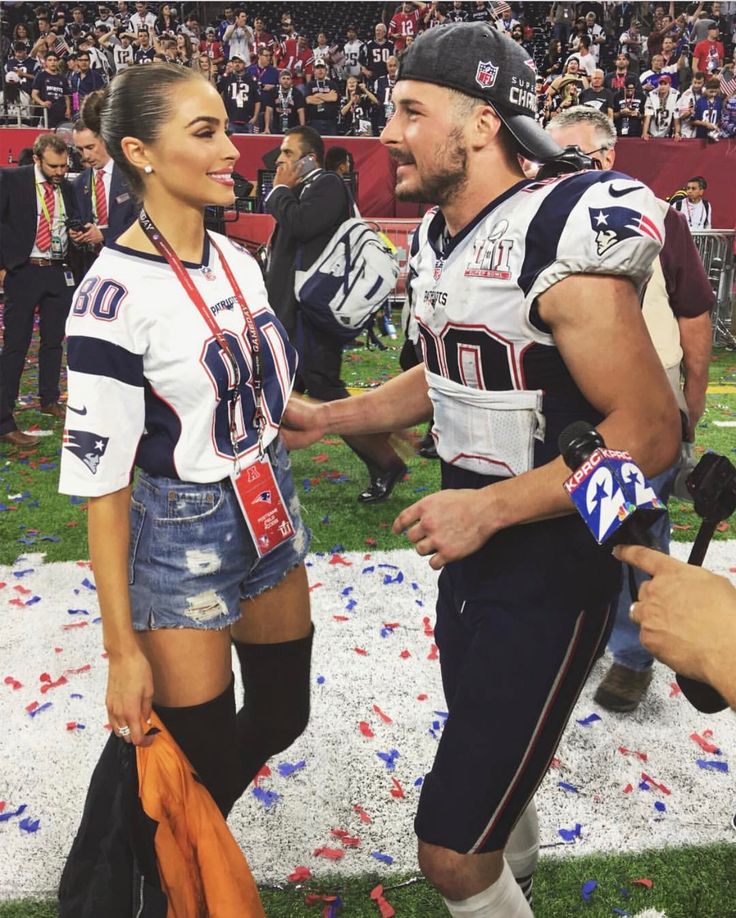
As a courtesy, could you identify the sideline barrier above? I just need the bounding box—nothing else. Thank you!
[692,231,736,348]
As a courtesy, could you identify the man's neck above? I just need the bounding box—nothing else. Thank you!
[440,166,524,238]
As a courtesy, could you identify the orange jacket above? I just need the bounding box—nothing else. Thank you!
[137,714,265,918]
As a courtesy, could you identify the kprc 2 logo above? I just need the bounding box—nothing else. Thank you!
[588,206,662,256]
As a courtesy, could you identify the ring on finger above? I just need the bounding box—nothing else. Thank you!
[117,725,131,737]
[628,601,637,621]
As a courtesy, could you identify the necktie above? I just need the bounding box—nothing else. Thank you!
[35,181,56,252]
[95,169,108,226]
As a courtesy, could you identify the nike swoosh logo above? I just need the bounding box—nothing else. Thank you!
[608,184,644,197]
[66,405,88,416]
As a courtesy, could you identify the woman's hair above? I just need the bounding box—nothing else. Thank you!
[87,64,201,196]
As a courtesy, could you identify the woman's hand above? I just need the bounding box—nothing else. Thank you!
[106,649,155,747]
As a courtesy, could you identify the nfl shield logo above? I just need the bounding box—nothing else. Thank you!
[475,60,498,89]
[434,258,443,281]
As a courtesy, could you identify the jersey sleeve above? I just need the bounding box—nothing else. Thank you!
[520,171,665,306]
[58,266,146,497]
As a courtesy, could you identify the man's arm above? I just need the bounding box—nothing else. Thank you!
[678,311,712,436]
[265,172,345,240]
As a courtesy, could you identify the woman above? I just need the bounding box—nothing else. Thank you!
[13,22,32,43]
[175,31,196,67]
[197,53,217,84]
[59,64,313,821]
[154,2,178,36]
[541,37,564,79]
[339,74,377,135]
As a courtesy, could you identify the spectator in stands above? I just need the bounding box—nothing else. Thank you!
[196,55,218,85]
[605,51,631,92]
[647,12,678,59]
[541,38,564,80]
[547,57,588,102]
[339,75,378,135]
[133,27,155,64]
[4,42,38,111]
[31,51,70,127]
[265,69,306,134]
[252,17,275,55]
[374,54,399,130]
[719,75,736,136]
[291,35,315,93]
[580,68,614,119]
[549,2,576,45]
[585,11,606,64]
[69,50,105,116]
[304,61,340,135]
[219,55,260,133]
[613,75,646,136]
[677,71,707,138]
[247,48,279,108]
[200,27,224,72]
[99,29,134,73]
[389,2,423,52]
[324,145,353,175]
[640,53,676,93]
[342,24,363,81]
[95,5,116,30]
[217,6,236,43]
[619,19,645,73]
[470,1,492,24]
[174,32,196,68]
[510,23,532,55]
[180,12,201,44]
[671,176,712,230]
[129,0,156,34]
[691,76,724,139]
[222,8,253,64]
[80,32,111,79]
[154,2,178,36]
[66,7,88,42]
[689,9,718,47]
[495,6,521,36]
[279,14,299,44]
[422,2,447,30]
[567,34,596,78]
[643,74,681,139]
[361,23,395,89]
[548,74,583,118]
[445,1,469,25]
[313,32,334,71]
[694,22,725,75]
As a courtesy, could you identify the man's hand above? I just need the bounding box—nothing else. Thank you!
[280,395,327,450]
[0,269,6,287]
[274,159,303,188]
[392,488,498,570]
[70,223,104,246]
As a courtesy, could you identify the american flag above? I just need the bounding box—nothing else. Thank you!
[488,2,512,21]
[720,68,736,98]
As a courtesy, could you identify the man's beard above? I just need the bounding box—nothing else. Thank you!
[392,127,468,206]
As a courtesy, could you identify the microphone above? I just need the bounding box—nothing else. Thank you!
[559,421,665,547]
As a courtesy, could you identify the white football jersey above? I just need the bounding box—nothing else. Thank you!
[59,233,297,497]
[409,170,664,479]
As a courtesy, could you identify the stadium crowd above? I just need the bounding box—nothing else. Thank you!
[2,1,736,139]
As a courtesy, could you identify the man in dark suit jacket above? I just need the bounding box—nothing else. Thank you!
[265,126,406,503]
[0,133,80,446]
[70,118,136,272]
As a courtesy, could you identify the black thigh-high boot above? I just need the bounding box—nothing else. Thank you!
[233,625,314,788]
[153,677,242,817]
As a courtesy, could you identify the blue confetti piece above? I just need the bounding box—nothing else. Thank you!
[70,693,84,699]
[581,879,597,901]
[329,544,345,554]
[316,675,325,685]
[414,777,424,787]
[277,760,306,778]
[639,781,650,791]
[380,627,394,638]
[371,852,394,865]
[346,599,357,611]
[612,909,631,916]
[13,569,34,577]
[321,515,330,524]
[17,537,36,545]
[251,786,281,809]
[576,713,601,726]
[70,495,87,504]
[654,801,666,812]
[558,823,582,842]
[92,617,102,624]
[341,587,354,596]
[27,500,40,509]
[376,749,400,770]
[696,759,729,772]
[25,596,41,606]
[37,463,57,471]
[19,816,41,833]
[81,578,96,590]
[433,710,448,720]
[362,565,375,573]
[558,781,579,793]
[68,609,89,615]
[301,478,311,492]
[383,571,404,584]
[38,535,60,542]
[28,702,53,718]
[411,582,419,590]
[0,804,27,822]
[378,564,399,570]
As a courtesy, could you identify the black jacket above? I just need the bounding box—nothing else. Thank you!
[265,169,350,339]
[72,163,137,245]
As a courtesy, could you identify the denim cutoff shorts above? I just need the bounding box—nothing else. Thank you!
[128,436,311,631]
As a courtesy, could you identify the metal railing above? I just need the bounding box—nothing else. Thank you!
[0,99,50,130]
[692,231,736,349]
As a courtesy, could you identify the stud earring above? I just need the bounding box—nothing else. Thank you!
[144,165,153,175]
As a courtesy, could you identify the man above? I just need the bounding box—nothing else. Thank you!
[604,51,630,93]
[642,74,681,139]
[219,55,261,133]
[342,24,363,80]
[584,10,606,64]
[223,8,253,64]
[265,126,407,503]
[445,0,468,24]
[671,176,712,230]
[360,23,395,88]
[494,6,521,36]
[567,34,596,78]
[128,0,155,33]
[374,54,399,130]
[693,22,725,75]
[70,112,136,273]
[264,69,306,134]
[691,77,724,139]
[281,25,679,916]
[580,68,614,119]
[324,145,354,175]
[68,51,105,117]
[618,19,645,72]
[133,28,155,64]
[304,61,339,135]
[0,135,80,445]
[31,51,70,128]
[546,108,714,713]
[4,42,38,116]
[613,75,646,136]
[251,17,275,55]
[676,71,706,137]
[389,2,423,52]
[247,47,279,114]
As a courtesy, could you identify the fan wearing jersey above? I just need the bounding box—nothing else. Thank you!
[281,24,679,918]
[642,74,681,139]
[218,54,261,134]
[58,65,313,838]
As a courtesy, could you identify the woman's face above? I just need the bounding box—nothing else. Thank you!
[347,76,358,93]
[16,24,29,38]
[162,3,170,14]
[176,35,185,50]
[141,79,239,208]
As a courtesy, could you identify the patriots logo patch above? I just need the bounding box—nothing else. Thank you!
[588,206,662,256]
[475,60,498,89]
[256,490,272,504]
[63,429,109,475]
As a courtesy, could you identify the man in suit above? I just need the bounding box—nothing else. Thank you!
[265,125,407,502]
[70,111,136,272]
[0,133,79,446]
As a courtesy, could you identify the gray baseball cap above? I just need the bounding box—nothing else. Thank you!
[397,22,562,161]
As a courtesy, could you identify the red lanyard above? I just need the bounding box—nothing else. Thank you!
[138,209,265,459]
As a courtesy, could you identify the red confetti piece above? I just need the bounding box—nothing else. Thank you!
[399,650,411,659]
[0,583,6,589]
[333,615,349,622]
[716,521,730,533]
[54,647,63,653]
[308,582,323,592]
[312,453,329,463]
[618,745,648,762]
[729,566,736,574]
[25,702,39,714]
[691,732,720,754]
[372,705,392,724]
[342,835,361,847]
[287,866,312,883]
[329,554,353,566]
[354,647,369,656]
[363,553,372,560]
[550,757,562,769]
[0,802,5,813]
[76,561,93,568]
[623,783,634,793]
[253,765,271,786]
[65,664,92,675]
[63,622,88,631]
[354,805,372,824]
[427,644,439,660]
[633,878,653,889]
[389,778,405,799]
[422,616,434,637]
[13,585,32,595]
[703,729,714,737]
[365,538,377,547]
[416,693,428,701]
[640,772,671,795]
[370,884,396,918]
[66,722,80,731]
[359,722,375,738]
[383,622,400,630]
[40,675,68,694]
[669,682,682,697]
[313,847,345,860]
[8,599,25,607]
[4,676,22,690]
